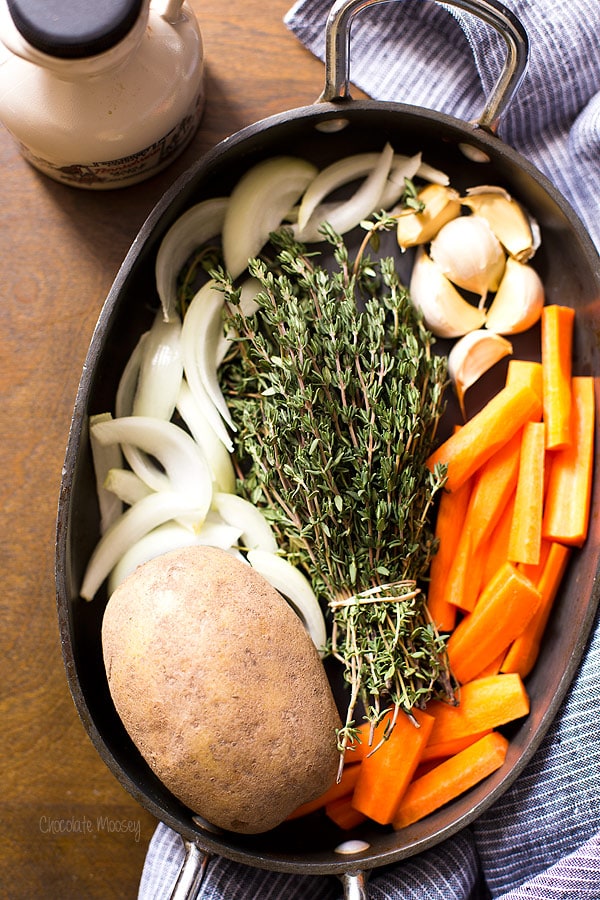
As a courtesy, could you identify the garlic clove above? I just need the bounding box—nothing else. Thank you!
[409,247,486,338]
[462,186,537,261]
[430,214,506,298]
[396,183,461,249]
[485,257,545,334]
[448,329,513,419]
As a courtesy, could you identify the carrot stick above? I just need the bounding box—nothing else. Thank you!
[541,304,575,450]
[502,542,571,677]
[343,723,373,764]
[542,376,595,546]
[506,359,543,400]
[427,484,473,630]
[392,732,509,829]
[507,421,546,566]
[481,494,515,586]
[426,673,529,744]
[474,651,506,678]
[446,561,542,684]
[420,730,492,763]
[287,763,361,820]
[325,795,368,830]
[351,708,435,825]
[426,383,542,492]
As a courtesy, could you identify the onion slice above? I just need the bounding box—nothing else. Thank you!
[246,549,327,652]
[175,379,236,494]
[80,491,207,601]
[294,143,394,243]
[222,156,318,279]
[89,413,123,533]
[213,492,279,552]
[132,310,183,420]
[155,196,228,322]
[103,468,154,506]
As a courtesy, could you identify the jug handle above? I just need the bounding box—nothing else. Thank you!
[153,0,187,24]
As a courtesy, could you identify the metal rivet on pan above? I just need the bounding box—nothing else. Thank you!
[315,117,350,133]
[459,142,491,163]
[334,839,371,854]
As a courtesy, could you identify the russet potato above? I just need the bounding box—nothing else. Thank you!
[102,544,341,833]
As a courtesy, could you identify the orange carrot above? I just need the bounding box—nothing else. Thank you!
[542,376,595,546]
[541,305,575,449]
[352,708,435,825]
[426,383,542,492]
[427,478,472,630]
[287,763,361,820]
[420,730,492,763]
[426,673,530,744]
[481,493,515,586]
[392,732,509,829]
[446,561,542,684]
[343,723,374,764]
[506,359,543,399]
[502,542,571,677]
[507,421,546,566]
[474,651,506,678]
[325,795,367,830]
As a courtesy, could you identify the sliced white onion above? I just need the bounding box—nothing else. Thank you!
[175,379,236,494]
[115,330,149,418]
[103,467,154,505]
[80,491,206,601]
[89,413,123,533]
[294,143,394,243]
[180,280,234,451]
[132,310,183,421]
[213,492,278,552]
[222,156,318,279]
[155,196,229,322]
[90,415,212,516]
[107,516,243,595]
[246,549,327,652]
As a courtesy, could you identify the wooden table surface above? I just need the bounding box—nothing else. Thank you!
[0,2,337,896]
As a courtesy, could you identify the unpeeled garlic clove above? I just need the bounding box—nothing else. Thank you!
[409,247,486,338]
[462,186,537,261]
[448,329,513,418]
[396,183,461,249]
[485,257,545,334]
[430,214,506,298]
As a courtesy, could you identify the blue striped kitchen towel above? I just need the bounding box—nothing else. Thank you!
[138,2,600,897]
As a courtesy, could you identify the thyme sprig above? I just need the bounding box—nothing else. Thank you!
[215,222,455,762]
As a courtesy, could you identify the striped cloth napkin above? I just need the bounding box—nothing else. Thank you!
[138,2,600,896]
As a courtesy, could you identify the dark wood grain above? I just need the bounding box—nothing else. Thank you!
[0,2,330,896]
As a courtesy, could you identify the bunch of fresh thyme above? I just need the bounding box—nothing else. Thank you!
[214,220,456,761]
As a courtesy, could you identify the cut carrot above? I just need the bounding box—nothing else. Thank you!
[481,493,515,586]
[465,428,522,548]
[502,542,571,677]
[392,732,509,829]
[426,673,529,744]
[426,383,542,492]
[507,421,546,566]
[541,305,575,449]
[506,359,543,399]
[325,795,368,830]
[446,561,542,684]
[351,708,435,825]
[287,763,361,820]
[517,537,551,585]
[474,651,506,678]
[343,723,374,764]
[420,730,492,763]
[427,478,472,630]
[542,376,595,546]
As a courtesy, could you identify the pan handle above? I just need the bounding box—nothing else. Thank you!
[168,840,211,900]
[340,870,369,899]
[318,0,529,132]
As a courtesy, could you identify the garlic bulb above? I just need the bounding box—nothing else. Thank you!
[462,186,537,261]
[409,247,486,338]
[485,257,545,334]
[430,214,506,298]
[448,330,513,418]
[396,183,461,249]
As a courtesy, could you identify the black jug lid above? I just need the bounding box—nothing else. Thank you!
[7,0,144,58]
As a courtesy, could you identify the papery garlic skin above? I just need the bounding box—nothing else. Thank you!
[462,187,536,261]
[430,214,506,297]
[448,329,513,417]
[409,247,486,338]
[396,183,461,249]
[486,257,545,334]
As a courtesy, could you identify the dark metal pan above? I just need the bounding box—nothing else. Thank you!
[55,0,600,897]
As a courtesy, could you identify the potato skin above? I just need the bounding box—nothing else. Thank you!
[102,545,341,833]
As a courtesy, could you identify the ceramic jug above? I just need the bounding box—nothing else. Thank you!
[0,0,205,188]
